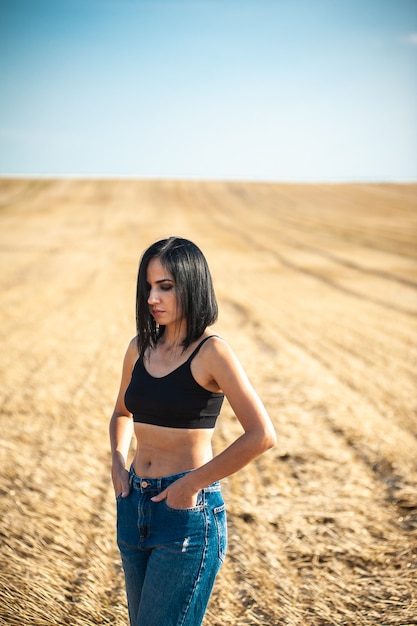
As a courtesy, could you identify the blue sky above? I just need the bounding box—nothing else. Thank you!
[0,0,416,181]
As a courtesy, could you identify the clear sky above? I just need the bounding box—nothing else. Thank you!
[0,0,416,182]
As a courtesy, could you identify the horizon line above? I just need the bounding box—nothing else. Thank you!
[1,173,416,185]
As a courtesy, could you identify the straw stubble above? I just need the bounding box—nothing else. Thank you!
[0,179,415,625]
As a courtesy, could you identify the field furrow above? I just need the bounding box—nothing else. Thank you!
[0,179,416,626]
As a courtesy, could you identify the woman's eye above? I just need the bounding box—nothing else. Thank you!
[161,284,173,291]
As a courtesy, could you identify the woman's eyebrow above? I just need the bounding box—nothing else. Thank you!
[155,278,174,284]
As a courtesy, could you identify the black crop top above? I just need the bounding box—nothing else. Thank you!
[124,336,224,429]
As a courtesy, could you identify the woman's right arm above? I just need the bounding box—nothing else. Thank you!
[109,337,137,498]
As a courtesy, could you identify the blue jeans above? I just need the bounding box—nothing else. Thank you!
[116,466,227,626]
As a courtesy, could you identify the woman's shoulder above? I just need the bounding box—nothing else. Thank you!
[198,332,233,362]
[124,336,139,366]
[197,333,248,391]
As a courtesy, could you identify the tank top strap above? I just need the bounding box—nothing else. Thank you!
[187,335,220,363]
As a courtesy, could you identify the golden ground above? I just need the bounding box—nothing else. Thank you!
[0,179,416,625]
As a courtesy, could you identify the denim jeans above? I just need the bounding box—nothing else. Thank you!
[116,466,227,626]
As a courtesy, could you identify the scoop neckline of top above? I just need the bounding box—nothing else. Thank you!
[140,357,190,380]
[139,334,218,380]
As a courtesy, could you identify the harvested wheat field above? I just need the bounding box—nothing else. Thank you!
[0,178,416,626]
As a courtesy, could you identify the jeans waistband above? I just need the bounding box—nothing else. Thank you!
[129,465,221,494]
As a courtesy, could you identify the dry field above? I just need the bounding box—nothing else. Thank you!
[0,178,416,626]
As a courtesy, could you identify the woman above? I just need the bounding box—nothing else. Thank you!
[110,236,276,626]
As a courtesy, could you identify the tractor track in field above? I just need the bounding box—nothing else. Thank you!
[1,179,416,625]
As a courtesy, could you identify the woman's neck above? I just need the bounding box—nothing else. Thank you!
[158,322,187,352]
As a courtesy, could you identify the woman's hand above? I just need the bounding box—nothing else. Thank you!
[112,451,130,498]
[151,476,199,509]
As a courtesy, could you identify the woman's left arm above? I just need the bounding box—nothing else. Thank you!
[152,337,277,505]
[191,337,276,484]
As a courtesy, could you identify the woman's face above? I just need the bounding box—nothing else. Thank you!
[146,257,183,328]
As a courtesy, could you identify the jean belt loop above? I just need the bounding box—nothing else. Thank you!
[157,478,162,491]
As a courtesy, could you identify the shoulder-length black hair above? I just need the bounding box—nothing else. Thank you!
[136,236,218,357]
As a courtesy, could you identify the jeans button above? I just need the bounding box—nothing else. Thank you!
[141,481,149,488]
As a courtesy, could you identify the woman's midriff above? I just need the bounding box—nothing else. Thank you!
[132,422,215,478]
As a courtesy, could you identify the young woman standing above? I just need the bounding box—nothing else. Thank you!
[110,236,276,626]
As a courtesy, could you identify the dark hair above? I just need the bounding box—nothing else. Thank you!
[136,236,218,357]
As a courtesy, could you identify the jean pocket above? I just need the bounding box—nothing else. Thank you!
[163,490,205,513]
[213,503,227,562]
[164,503,205,513]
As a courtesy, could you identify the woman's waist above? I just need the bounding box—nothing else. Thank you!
[128,465,221,494]
[132,431,213,478]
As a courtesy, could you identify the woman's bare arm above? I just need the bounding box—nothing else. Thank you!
[152,337,276,507]
[109,338,137,496]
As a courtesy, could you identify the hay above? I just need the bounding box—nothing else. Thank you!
[0,179,416,625]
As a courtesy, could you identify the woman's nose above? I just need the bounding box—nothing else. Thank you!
[147,288,159,304]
